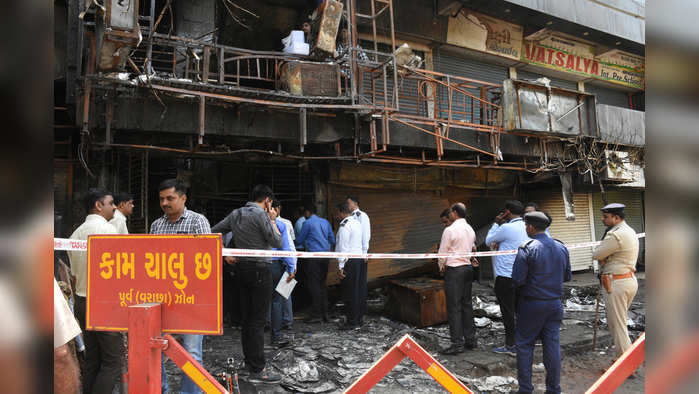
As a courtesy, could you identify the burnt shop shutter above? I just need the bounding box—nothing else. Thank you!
[327,185,447,285]
[586,83,629,108]
[535,192,594,271]
[517,70,578,91]
[592,189,645,265]
[433,51,507,123]
[434,50,508,84]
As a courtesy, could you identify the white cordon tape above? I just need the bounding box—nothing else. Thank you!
[54,233,645,260]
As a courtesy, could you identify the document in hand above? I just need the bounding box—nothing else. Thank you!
[275,271,297,300]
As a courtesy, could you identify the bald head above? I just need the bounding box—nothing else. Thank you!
[451,202,467,219]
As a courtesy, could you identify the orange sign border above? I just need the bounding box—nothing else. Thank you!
[86,234,222,334]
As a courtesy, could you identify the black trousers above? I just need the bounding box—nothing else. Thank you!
[342,259,366,326]
[444,265,476,346]
[223,264,242,326]
[237,262,272,373]
[306,258,329,318]
[360,260,368,322]
[495,276,517,347]
[74,295,124,394]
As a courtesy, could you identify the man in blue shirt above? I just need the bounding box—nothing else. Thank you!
[512,211,571,394]
[294,205,310,247]
[269,199,297,347]
[295,204,335,323]
[485,200,529,356]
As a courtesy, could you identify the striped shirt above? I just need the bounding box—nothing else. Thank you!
[150,208,211,235]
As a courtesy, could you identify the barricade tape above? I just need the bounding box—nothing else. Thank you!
[53,233,645,259]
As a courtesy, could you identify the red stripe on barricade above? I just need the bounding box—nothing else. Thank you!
[585,332,645,394]
[646,331,699,394]
[345,334,473,394]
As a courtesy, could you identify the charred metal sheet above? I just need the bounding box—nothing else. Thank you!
[560,172,575,221]
[502,79,597,137]
[385,278,447,328]
[596,104,645,146]
[313,0,343,56]
[280,61,341,97]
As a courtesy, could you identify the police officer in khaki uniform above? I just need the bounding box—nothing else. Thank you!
[592,203,639,358]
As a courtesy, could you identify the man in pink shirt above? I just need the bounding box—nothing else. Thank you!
[438,203,478,355]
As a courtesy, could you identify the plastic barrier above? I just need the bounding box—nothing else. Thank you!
[585,332,645,394]
[344,334,473,394]
[54,232,646,259]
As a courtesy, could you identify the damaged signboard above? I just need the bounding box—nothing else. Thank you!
[521,30,645,90]
[501,79,598,137]
[279,60,341,97]
[446,8,523,61]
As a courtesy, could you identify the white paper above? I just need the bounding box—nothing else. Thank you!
[275,271,297,300]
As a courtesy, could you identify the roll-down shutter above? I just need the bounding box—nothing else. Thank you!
[535,192,594,271]
[434,51,508,84]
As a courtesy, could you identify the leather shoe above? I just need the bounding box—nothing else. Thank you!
[271,337,290,348]
[439,344,464,355]
[465,339,478,350]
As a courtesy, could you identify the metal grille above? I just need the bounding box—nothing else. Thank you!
[196,164,314,226]
[116,151,149,233]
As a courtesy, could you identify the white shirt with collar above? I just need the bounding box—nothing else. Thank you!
[109,208,129,234]
[68,214,118,297]
[351,208,371,254]
[335,215,363,270]
[278,216,295,241]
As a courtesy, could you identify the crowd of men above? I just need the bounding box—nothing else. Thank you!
[54,180,639,394]
[436,199,639,393]
[55,180,372,392]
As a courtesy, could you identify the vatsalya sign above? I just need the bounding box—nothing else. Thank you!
[86,234,222,334]
[521,30,644,90]
[447,9,523,61]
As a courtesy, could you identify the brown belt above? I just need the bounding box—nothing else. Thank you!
[612,271,634,280]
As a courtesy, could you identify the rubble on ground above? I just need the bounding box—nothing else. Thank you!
[161,276,647,392]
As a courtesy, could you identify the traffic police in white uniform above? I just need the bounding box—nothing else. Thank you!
[335,202,365,330]
[346,195,370,323]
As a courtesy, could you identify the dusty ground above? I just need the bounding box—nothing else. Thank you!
[162,273,645,393]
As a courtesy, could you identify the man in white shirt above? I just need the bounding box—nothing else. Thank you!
[109,192,134,234]
[346,195,370,323]
[274,200,296,242]
[335,202,364,330]
[54,278,81,394]
[438,203,478,355]
[67,188,123,394]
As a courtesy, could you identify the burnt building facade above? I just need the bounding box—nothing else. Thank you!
[54,0,645,282]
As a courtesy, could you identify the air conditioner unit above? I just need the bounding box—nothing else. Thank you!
[603,150,644,184]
